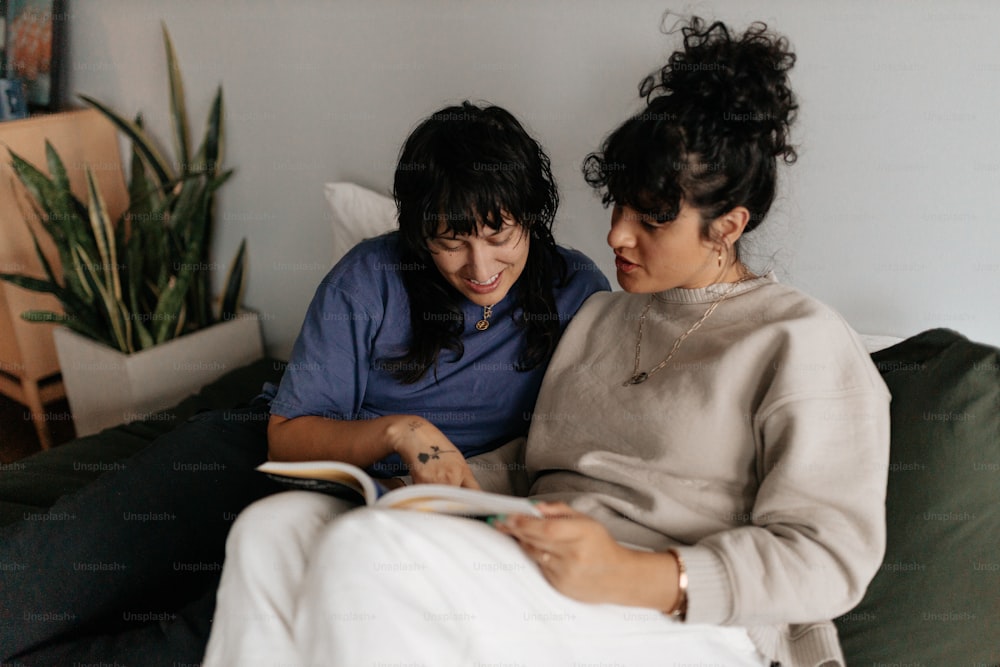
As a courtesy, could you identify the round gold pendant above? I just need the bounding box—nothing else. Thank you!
[476,319,490,331]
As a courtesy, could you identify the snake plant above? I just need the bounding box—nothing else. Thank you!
[0,24,246,354]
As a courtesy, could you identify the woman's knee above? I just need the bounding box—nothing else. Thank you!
[225,491,349,561]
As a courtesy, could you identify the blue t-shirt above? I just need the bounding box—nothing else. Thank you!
[266,232,609,476]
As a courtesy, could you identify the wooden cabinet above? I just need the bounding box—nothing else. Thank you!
[0,109,128,448]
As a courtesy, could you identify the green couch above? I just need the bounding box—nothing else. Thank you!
[1,331,997,665]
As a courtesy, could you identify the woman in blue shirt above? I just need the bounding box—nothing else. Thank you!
[1,102,607,666]
[265,101,608,485]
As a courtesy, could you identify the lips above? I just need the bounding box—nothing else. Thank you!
[464,271,502,294]
[615,254,639,274]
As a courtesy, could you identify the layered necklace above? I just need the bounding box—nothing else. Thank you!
[623,272,755,387]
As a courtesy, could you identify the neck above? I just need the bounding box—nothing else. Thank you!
[683,262,754,289]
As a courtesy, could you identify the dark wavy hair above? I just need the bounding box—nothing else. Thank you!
[390,101,566,383]
[584,16,798,246]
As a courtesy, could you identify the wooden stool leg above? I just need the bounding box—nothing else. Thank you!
[22,378,53,450]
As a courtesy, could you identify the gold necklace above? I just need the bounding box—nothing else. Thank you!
[623,276,753,387]
[475,304,493,331]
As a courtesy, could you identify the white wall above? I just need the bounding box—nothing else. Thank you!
[64,0,1000,357]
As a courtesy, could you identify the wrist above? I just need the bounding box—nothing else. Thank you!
[383,414,422,454]
[611,549,680,612]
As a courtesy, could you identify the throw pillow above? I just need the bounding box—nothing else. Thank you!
[836,328,1000,666]
[324,182,397,266]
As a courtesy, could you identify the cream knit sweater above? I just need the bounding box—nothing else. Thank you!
[525,274,890,667]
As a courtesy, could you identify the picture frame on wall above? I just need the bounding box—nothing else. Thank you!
[4,0,65,113]
[0,0,8,74]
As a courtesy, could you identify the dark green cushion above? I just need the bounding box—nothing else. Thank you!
[0,357,285,526]
[836,329,1000,665]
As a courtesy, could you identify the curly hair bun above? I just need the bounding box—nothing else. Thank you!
[641,16,798,164]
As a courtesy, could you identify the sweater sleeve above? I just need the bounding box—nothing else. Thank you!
[674,387,890,626]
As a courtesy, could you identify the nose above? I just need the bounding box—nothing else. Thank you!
[466,241,496,281]
[607,205,636,250]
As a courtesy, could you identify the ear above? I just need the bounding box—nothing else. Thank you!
[708,206,751,248]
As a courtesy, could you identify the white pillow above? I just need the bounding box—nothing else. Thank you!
[324,182,398,266]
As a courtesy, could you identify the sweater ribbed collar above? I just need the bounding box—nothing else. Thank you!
[651,271,777,305]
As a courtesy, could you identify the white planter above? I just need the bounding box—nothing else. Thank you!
[53,315,264,436]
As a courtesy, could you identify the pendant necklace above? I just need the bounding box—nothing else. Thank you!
[624,277,751,387]
[476,304,493,331]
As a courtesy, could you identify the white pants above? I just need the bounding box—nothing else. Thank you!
[202,491,356,667]
[204,443,526,666]
[207,494,769,667]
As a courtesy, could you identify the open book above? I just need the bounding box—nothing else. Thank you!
[257,460,541,518]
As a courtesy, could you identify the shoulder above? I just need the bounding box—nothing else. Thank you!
[313,232,405,313]
[323,232,401,283]
[553,245,612,295]
[744,280,861,348]
[737,280,889,402]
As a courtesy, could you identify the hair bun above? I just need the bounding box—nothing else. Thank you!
[640,16,798,163]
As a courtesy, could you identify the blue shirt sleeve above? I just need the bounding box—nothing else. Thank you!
[269,279,381,421]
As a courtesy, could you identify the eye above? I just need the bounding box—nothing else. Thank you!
[638,209,676,229]
[488,231,516,246]
[430,238,463,252]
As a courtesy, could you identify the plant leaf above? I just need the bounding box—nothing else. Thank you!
[20,310,71,322]
[127,114,155,219]
[0,273,61,294]
[23,223,59,286]
[44,141,71,195]
[162,23,191,176]
[20,310,109,343]
[74,246,131,353]
[78,93,176,187]
[191,87,224,175]
[8,149,58,220]
[84,166,123,301]
[133,317,155,350]
[220,238,247,321]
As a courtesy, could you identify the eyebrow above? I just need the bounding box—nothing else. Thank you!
[436,225,513,240]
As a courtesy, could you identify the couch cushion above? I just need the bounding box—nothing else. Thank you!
[836,328,1000,665]
[0,357,285,526]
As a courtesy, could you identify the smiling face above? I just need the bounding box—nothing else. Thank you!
[608,201,740,293]
[426,215,530,307]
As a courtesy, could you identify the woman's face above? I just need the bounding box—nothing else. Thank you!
[427,215,530,307]
[608,201,719,293]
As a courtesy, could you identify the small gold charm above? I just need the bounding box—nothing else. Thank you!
[476,304,493,331]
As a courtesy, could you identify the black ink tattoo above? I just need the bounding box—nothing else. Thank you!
[416,445,454,464]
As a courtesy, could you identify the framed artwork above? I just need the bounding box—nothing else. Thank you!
[4,0,65,112]
[0,0,7,75]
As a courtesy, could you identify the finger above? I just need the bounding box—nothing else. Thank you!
[518,539,557,569]
[504,514,589,546]
[533,501,577,518]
